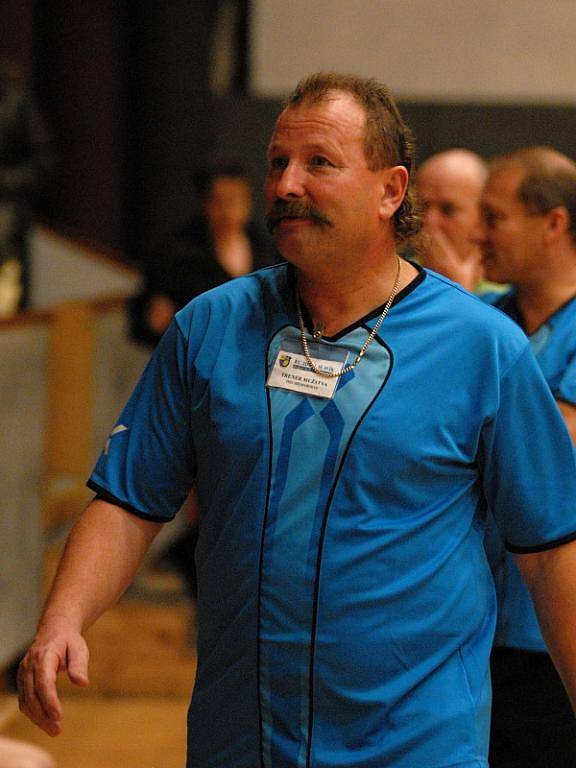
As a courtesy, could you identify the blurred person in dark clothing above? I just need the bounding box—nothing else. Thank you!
[129,160,278,347]
[0,60,54,317]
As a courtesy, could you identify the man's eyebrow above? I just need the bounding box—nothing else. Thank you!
[267,140,340,157]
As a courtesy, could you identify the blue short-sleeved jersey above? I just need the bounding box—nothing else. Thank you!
[89,265,576,768]
[483,289,576,651]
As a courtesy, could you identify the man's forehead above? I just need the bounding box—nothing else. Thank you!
[419,165,482,197]
[484,166,524,204]
[419,175,473,200]
[269,94,366,144]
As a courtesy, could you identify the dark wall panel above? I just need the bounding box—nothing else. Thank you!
[0,0,37,75]
[36,2,126,251]
[400,102,576,164]
[124,1,222,259]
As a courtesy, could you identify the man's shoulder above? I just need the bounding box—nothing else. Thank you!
[423,271,516,324]
[476,285,513,308]
[174,263,289,330]
[420,270,528,356]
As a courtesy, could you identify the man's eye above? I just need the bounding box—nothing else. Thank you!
[269,157,287,170]
[440,204,456,217]
[310,156,332,167]
[483,210,501,228]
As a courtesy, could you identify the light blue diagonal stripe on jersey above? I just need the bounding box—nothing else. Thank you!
[261,396,316,768]
[260,325,392,767]
[296,398,346,766]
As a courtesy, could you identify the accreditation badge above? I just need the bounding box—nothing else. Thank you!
[266,338,349,399]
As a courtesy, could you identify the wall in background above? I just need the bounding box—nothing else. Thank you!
[35,2,126,252]
[252,0,576,104]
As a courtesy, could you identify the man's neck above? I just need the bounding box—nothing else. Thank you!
[295,256,418,337]
[516,259,576,333]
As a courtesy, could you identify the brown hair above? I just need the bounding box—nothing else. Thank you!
[284,72,421,245]
[491,146,576,244]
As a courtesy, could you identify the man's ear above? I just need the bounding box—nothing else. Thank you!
[544,206,570,245]
[379,165,410,221]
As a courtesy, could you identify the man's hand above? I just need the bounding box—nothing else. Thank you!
[17,625,89,737]
[421,228,483,292]
[146,295,176,335]
[16,500,162,737]
[0,736,56,768]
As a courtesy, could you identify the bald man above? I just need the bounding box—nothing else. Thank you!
[417,148,487,291]
[478,146,576,767]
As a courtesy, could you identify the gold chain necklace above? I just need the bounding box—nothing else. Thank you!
[295,255,402,379]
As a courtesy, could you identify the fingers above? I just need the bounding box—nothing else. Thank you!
[17,633,90,737]
[18,648,63,737]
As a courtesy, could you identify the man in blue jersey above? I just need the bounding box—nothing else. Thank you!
[16,74,576,768]
[476,146,576,768]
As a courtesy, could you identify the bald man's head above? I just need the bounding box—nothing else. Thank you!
[417,149,487,258]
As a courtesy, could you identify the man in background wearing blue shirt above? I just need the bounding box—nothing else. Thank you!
[478,146,576,768]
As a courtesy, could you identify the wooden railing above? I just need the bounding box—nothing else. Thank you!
[1,245,151,671]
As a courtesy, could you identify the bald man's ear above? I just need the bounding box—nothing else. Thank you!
[544,206,570,244]
[379,165,410,221]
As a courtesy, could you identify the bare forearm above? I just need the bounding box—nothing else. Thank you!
[19,498,163,735]
[517,543,576,711]
[41,498,162,633]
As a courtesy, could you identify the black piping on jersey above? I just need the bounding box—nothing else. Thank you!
[257,320,395,766]
[296,261,426,343]
[495,289,576,336]
[87,481,168,524]
[506,528,576,555]
[256,326,280,768]
[304,331,394,768]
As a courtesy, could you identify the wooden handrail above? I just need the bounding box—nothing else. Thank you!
[35,222,139,277]
[0,292,132,331]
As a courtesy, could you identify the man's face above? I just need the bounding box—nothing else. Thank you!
[478,167,548,284]
[264,93,392,269]
[204,176,252,232]
[417,165,481,258]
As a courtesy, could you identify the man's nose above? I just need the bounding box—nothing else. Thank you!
[275,162,306,199]
[470,217,486,246]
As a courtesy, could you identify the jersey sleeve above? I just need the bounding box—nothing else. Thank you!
[480,344,576,553]
[88,320,196,522]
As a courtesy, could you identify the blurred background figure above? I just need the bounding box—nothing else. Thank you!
[0,735,55,768]
[0,59,53,318]
[129,159,279,348]
[416,148,487,291]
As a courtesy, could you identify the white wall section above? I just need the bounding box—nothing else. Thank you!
[252,0,576,104]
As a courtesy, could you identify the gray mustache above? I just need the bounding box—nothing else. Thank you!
[266,200,332,232]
